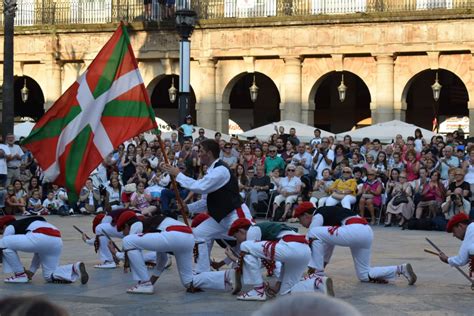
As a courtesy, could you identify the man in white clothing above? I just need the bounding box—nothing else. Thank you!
[0,138,11,187]
[5,134,23,185]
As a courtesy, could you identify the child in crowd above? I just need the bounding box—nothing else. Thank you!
[27,189,48,215]
[42,191,58,214]
[5,185,27,215]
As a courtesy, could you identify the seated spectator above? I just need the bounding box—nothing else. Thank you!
[0,185,6,213]
[17,163,32,185]
[5,184,26,215]
[292,143,312,175]
[27,189,47,215]
[42,191,58,214]
[326,167,357,209]
[309,168,333,208]
[221,142,238,170]
[236,163,249,200]
[404,149,420,182]
[446,168,471,201]
[358,169,383,225]
[415,170,446,219]
[130,181,157,216]
[295,166,311,200]
[265,146,285,176]
[441,192,470,221]
[280,141,295,165]
[385,170,415,227]
[248,164,271,215]
[26,176,42,201]
[272,164,302,221]
[390,152,405,171]
[78,178,102,214]
[104,176,123,211]
[51,183,72,216]
[13,180,27,204]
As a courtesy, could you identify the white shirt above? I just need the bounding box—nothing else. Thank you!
[178,159,230,214]
[313,149,335,180]
[6,144,24,168]
[278,176,302,194]
[0,144,11,175]
[292,152,313,174]
[448,223,474,267]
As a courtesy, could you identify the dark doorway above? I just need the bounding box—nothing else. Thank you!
[14,76,45,121]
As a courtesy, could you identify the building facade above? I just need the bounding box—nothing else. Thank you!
[1,0,474,135]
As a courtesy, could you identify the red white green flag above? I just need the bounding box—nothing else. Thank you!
[22,23,157,200]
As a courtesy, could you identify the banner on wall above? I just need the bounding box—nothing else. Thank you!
[438,116,469,134]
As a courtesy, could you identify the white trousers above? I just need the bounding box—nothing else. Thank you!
[0,233,79,282]
[325,195,356,209]
[193,204,253,273]
[290,274,328,294]
[307,224,398,281]
[123,231,229,290]
[95,223,123,263]
[240,240,311,295]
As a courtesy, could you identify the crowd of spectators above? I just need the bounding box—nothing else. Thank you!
[1,121,474,231]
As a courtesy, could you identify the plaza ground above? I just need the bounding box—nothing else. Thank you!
[0,216,472,316]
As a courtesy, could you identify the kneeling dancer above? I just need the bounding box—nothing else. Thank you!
[228,219,334,301]
[294,202,417,285]
[118,211,239,294]
[0,215,88,284]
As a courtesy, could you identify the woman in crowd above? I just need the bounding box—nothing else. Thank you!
[280,141,295,164]
[358,169,383,225]
[461,146,474,200]
[309,168,333,208]
[130,181,157,216]
[271,164,302,222]
[325,166,357,210]
[236,163,249,200]
[385,170,414,227]
[122,144,137,184]
[404,149,420,182]
[105,176,123,211]
[26,176,42,200]
[415,170,446,219]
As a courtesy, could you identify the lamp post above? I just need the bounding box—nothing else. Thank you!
[249,74,259,103]
[2,0,17,138]
[431,71,442,132]
[175,1,196,138]
[168,76,177,104]
[21,77,29,103]
[337,73,347,103]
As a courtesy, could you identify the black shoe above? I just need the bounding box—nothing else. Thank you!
[384,223,391,227]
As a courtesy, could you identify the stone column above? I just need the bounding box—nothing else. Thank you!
[43,57,62,110]
[196,58,216,130]
[216,102,230,134]
[469,101,474,137]
[281,56,302,122]
[373,54,395,124]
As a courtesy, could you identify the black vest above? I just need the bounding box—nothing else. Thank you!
[316,206,357,226]
[256,222,298,241]
[10,216,46,235]
[207,160,243,222]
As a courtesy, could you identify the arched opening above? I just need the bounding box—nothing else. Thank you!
[312,71,371,133]
[14,76,45,121]
[149,74,196,126]
[228,72,280,131]
[404,69,469,131]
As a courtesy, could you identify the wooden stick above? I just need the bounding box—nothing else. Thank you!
[73,225,90,240]
[156,133,190,227]
[424,248,439,256]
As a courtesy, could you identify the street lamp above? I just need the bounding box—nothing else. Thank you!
[2,0,17,137]
[168,76,177,104]
[431,71,442,102]
[337,73,347,102]
[175,2,197,135]
[21,78,29,103]
[249,74,259,103]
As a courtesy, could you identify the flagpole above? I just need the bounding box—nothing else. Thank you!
[156,133,190,227]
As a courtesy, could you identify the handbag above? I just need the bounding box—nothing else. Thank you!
[311,190,328,200]
[392,193,408,206]
[362,193,374,199]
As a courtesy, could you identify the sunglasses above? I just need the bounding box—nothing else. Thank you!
[455,174,464,176]
[287,169,295,172]
[367,173,375,176]
[342,171,351,174]
[269,150,277,153]
[224,147,231,149]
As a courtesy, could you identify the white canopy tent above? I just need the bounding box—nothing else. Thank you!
[241,120,334,142]
[14,121,36,139]
[336,120,437,143]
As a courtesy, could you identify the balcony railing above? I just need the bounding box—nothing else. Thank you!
[1,0,473,27]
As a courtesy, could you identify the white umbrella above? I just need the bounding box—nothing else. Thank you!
[241,120,334,142]
[14,121,36,139]
[336,120,436,143]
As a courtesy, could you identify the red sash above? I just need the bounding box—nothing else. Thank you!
[166,225,193,234]
[33,227,61,238]
[281,235,309,244]
[236,207,245,219]
[345,217,368,225]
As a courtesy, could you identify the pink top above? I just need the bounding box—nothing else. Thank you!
[362,180,383,206]
[130,192,151,209]
[405,160,419,182]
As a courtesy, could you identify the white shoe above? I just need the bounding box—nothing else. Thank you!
[94,261,117,269]
[226,269,242,295]
[74,262,89,284]
[4,273,29,284]
[69,208,75,215]
[399,263,417,285]
[127,281,154,294]
[237,286,267,301]
[80,207,87,214]
[314,276,335,297]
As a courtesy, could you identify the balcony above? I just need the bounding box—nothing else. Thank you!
[1,0,473,27]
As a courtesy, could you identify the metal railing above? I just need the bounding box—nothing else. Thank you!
[1,0,473,27]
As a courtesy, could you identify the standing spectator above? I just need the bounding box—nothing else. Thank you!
[358,169,383,225]
[275,138,285,154]
[221,142,238,171]
[248,165,271,215]
[240,144,255,173]
[143,0,152,21]
[280,141,295,164]
[0,136,10,187]
[287,127,300,146]
[462,146,474,199]
[271,164,301,221]
[194,128,207,145]
[325,167,357,209]
[178,115,195,142]
[439,146,460,180]
[166,0,175,18]
[312,137,334,180]
[122,144,137,184]
[292,143,312,175]
[310,129,322,148]
[264,145,285,176]
[5,133,23,185]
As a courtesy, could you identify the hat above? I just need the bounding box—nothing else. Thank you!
[185,115,192,120]
[0,215,16,228]
[446,213,469,233]
[191,213,210,228]
[228,218,252,236]
[92,214,106,234]
[116,211,139,232]
[124,183,136,193]
[293,202,316,218]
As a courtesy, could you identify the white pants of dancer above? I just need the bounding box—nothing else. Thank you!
[123,231,230,290]
[307,224,398,282]
[240,240,311,295]
[325,195,356,209]
[193,204,253,273]
[0,233,79,282]
[290,274,328,294]
[95,223,123,263]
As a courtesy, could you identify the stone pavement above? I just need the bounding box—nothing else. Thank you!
[0,216,472,316]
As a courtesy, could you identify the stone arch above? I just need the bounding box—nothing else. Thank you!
[223,71,281,130]
[14,75,45,121]
[403,68,469,131]
[310,70,372,133]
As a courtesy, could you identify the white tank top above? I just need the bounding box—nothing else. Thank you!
[464,162,474,184]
